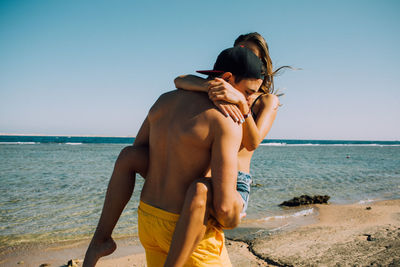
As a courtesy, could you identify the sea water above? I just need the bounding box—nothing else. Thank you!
[0,136,399,248]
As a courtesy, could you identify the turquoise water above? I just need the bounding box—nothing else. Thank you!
[0,138,399,248]
[249,145,400,218]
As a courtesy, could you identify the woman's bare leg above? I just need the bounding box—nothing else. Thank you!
[165,178,244,267]
[164,178,213,267]
[83,146,241,267]
[83,145,148,267]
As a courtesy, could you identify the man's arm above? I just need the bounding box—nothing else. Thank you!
[210,117,243,229]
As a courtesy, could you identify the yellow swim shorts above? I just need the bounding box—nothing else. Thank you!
[138,201,232,267]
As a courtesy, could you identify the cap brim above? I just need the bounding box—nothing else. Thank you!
[196,70,224,75]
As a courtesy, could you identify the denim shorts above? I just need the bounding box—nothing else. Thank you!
[236,171,252,213]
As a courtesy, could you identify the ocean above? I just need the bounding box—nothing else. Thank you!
[1,136,399,249]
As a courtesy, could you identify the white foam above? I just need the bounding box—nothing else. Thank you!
[260,143,400,147]
[260,142,286,146]
[328,144,399,147]
[65,142,83,145]
[287,143,319,146]
[263,208,314,221]
[0,142,37,145]
[358,199,375,204]
[270,223,290,232]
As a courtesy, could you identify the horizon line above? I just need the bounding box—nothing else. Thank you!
[0,133,398,142]
[0,133,135,138]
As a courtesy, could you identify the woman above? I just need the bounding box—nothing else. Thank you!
[83,32,287,267]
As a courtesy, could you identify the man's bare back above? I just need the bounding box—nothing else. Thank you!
[140,90,242,214]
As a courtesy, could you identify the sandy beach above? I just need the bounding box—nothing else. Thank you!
[247,199,400,266]
[1,199,399,267]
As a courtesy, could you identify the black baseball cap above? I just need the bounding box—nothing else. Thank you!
[197,46,264,80]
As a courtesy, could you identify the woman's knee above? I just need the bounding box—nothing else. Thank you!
[115,146,134,168]
[186,179,213,210]
[114,146,148,176]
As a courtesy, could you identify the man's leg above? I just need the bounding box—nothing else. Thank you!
[83,145,148,267]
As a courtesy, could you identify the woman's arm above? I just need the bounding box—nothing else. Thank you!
[175,75,245,122]
[207,78,280,151]
[206,78,280,150]
[241,94,279,151]
[174,75,209,92]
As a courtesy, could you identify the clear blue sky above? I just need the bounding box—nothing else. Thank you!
[1,0,399,140]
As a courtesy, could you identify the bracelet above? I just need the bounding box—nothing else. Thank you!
[243,110,252,119]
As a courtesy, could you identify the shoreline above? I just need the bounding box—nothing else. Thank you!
[1,199,399,266]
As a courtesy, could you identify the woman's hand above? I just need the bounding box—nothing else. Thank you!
[208,78,249,114]
[213,100,245,123]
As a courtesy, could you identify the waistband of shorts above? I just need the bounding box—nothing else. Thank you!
[138,200,180,222]
[238,171,252,179]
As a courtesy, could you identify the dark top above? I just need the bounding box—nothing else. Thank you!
[250,94,264,120]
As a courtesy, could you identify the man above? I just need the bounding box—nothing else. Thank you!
[136,46,264,266]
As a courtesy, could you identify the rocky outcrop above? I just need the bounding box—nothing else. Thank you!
[279,195,330,207]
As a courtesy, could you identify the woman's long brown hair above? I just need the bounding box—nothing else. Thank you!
[234,32,291,94]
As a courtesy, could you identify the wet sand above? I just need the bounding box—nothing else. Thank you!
[1,199,399,266]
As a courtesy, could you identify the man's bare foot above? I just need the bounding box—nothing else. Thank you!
[83,237,117,267]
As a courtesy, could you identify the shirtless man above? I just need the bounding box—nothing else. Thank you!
[136,46,264,266]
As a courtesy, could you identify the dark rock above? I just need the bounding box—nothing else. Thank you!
[366,206,372,210]
[39,264,51,267]
[363,234,376,241]
[279,195,330,207]
[17,261,24,265]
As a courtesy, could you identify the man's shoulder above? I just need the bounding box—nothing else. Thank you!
[149,90,182,112]
[155,90,179,102]
[208,109,242,136]
[149,90,212,119]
